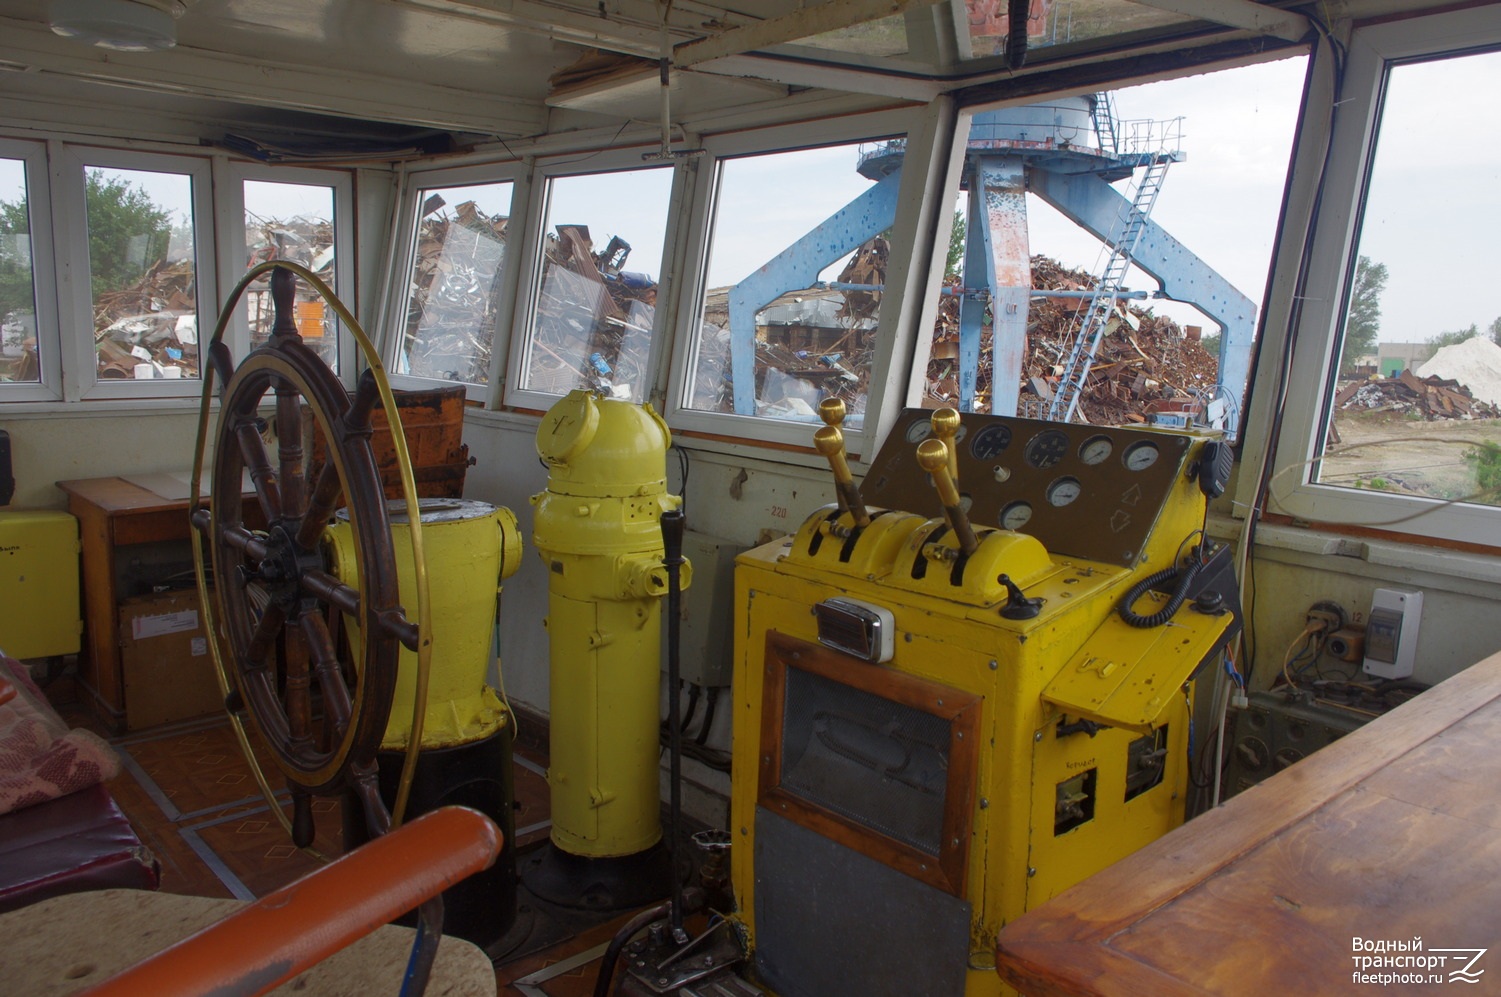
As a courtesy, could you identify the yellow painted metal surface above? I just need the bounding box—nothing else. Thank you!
[730,420,1234,997]
[0,510,82,659]
[531,390,689,859]
[327,499,521,750]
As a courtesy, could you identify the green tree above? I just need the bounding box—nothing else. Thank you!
[1428,323,1479,353]
[1341,255,1387,372]
[945,211,966,283]
[78,171,172,300]
[0,197,33,325]
[1488,315,1501,346]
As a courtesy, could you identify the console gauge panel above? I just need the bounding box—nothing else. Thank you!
[862,410,1195,567]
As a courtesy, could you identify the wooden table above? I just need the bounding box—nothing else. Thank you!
[56,476,227,732]
[995,651,1501,995]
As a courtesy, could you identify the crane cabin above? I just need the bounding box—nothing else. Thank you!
[1,1,1500,994]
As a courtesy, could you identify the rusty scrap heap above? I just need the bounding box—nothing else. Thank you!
[1335,370,1498,421]
[927,255,1218,422]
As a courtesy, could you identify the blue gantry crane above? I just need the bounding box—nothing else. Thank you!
[725,93,1256,435]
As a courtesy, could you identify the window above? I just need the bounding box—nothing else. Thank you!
[240,175,350,376]
[1268,10,1501,542]
[62,149,213,399]
[0,140,59,400]
[393,173,515,388]
[510,163,674,406]
[927,60,1303,436]
[680,138,905,433]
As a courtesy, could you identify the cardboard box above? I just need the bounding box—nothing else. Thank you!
[119,590,224,730]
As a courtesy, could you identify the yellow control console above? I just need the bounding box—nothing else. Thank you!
[730,406,1240,997]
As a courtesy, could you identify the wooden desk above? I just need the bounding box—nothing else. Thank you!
[995,652,1501,995]
[56,476,217,732]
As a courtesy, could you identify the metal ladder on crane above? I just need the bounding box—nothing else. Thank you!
[1091,91,1120,156]
[1047,152,1172,423]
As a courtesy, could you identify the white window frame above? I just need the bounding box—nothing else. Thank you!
[664,110,920,455]
[383,161,526,404]
[503,148,680,414]
[223,162,357,388]
[1267,8,1501,544]
[57,146,216,402]
[0,138,62,402]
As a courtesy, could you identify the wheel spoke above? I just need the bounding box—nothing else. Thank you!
[244,600,287,669]
[298,610,353,738]
[301,568,361,618]
[281,618,315,750]
[221,525,270,560]
[295,460,344,551]
[277,379,306,521]
[235,416,284,525]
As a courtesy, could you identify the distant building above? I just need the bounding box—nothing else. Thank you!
[1370,342,1434,377]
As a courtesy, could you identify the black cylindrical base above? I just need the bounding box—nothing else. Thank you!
[521,839,671,912]
[344,730,518,950]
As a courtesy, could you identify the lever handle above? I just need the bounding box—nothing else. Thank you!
[818,397,847,430]
[930,407,961,486]
[917,438,978,557]
[814,424,870,529]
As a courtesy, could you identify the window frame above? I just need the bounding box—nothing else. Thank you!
[1266,9,1501,543]
[502,148,680,415]
[664,110,922,455]
[223,162,357,388]
[0,138,62,402]
[382,161,527,403]
[57,145,217,402]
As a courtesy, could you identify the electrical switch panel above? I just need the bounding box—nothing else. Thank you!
[1363,588,1423,680]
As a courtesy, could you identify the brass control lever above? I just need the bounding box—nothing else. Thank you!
[929,407,961,487]
[815,398,870,529]
[917,438,979,557]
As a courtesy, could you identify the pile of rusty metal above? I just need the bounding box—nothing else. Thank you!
[93,258,201,378]
[1334,370,1498,420]
[402,199,508,384]
[925,255,1219,422]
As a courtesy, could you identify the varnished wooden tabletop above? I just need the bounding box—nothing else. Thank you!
[995,651,1501,995]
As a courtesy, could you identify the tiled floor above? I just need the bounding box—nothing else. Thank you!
[47,675,683,996]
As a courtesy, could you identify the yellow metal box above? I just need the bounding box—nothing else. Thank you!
[0,509,82,659]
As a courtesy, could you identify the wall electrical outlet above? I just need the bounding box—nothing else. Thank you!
[1362,588,1423,680]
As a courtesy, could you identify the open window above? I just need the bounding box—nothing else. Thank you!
[234,167,355,383]
[1269,10,1501,543]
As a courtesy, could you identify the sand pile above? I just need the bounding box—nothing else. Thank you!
[1416,337,1501,408]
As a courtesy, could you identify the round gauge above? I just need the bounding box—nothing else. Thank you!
[1046,476,1082,507]
[999,501,1033,531]
[1122,440,1161,472]
[969,423,1012,460]
[1024,429,1071,469]
[905,420,933,444]
[1078,435,1114,466]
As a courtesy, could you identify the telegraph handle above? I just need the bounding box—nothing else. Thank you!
[917,438,979,557]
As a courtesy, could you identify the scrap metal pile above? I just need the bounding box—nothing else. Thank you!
[927,255,1219,421]
[93,259,201,379]
[1334,370,1498,421]
[403,199,507,384]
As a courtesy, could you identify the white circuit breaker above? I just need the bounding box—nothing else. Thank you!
[1363,588,1423,680]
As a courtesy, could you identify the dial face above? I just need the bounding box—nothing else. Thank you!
[1046,476,1082,507]
[1122,440,1161,472]
[1024,429,1071,469]
[905,420,933,444]
[1079,435,1114,466]
[999,500,1033,531]
[969,423,1012,460]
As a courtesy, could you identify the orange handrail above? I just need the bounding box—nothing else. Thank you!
[80,805,502,997]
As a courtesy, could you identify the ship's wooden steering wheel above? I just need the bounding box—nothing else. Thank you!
[191,263,430,846]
